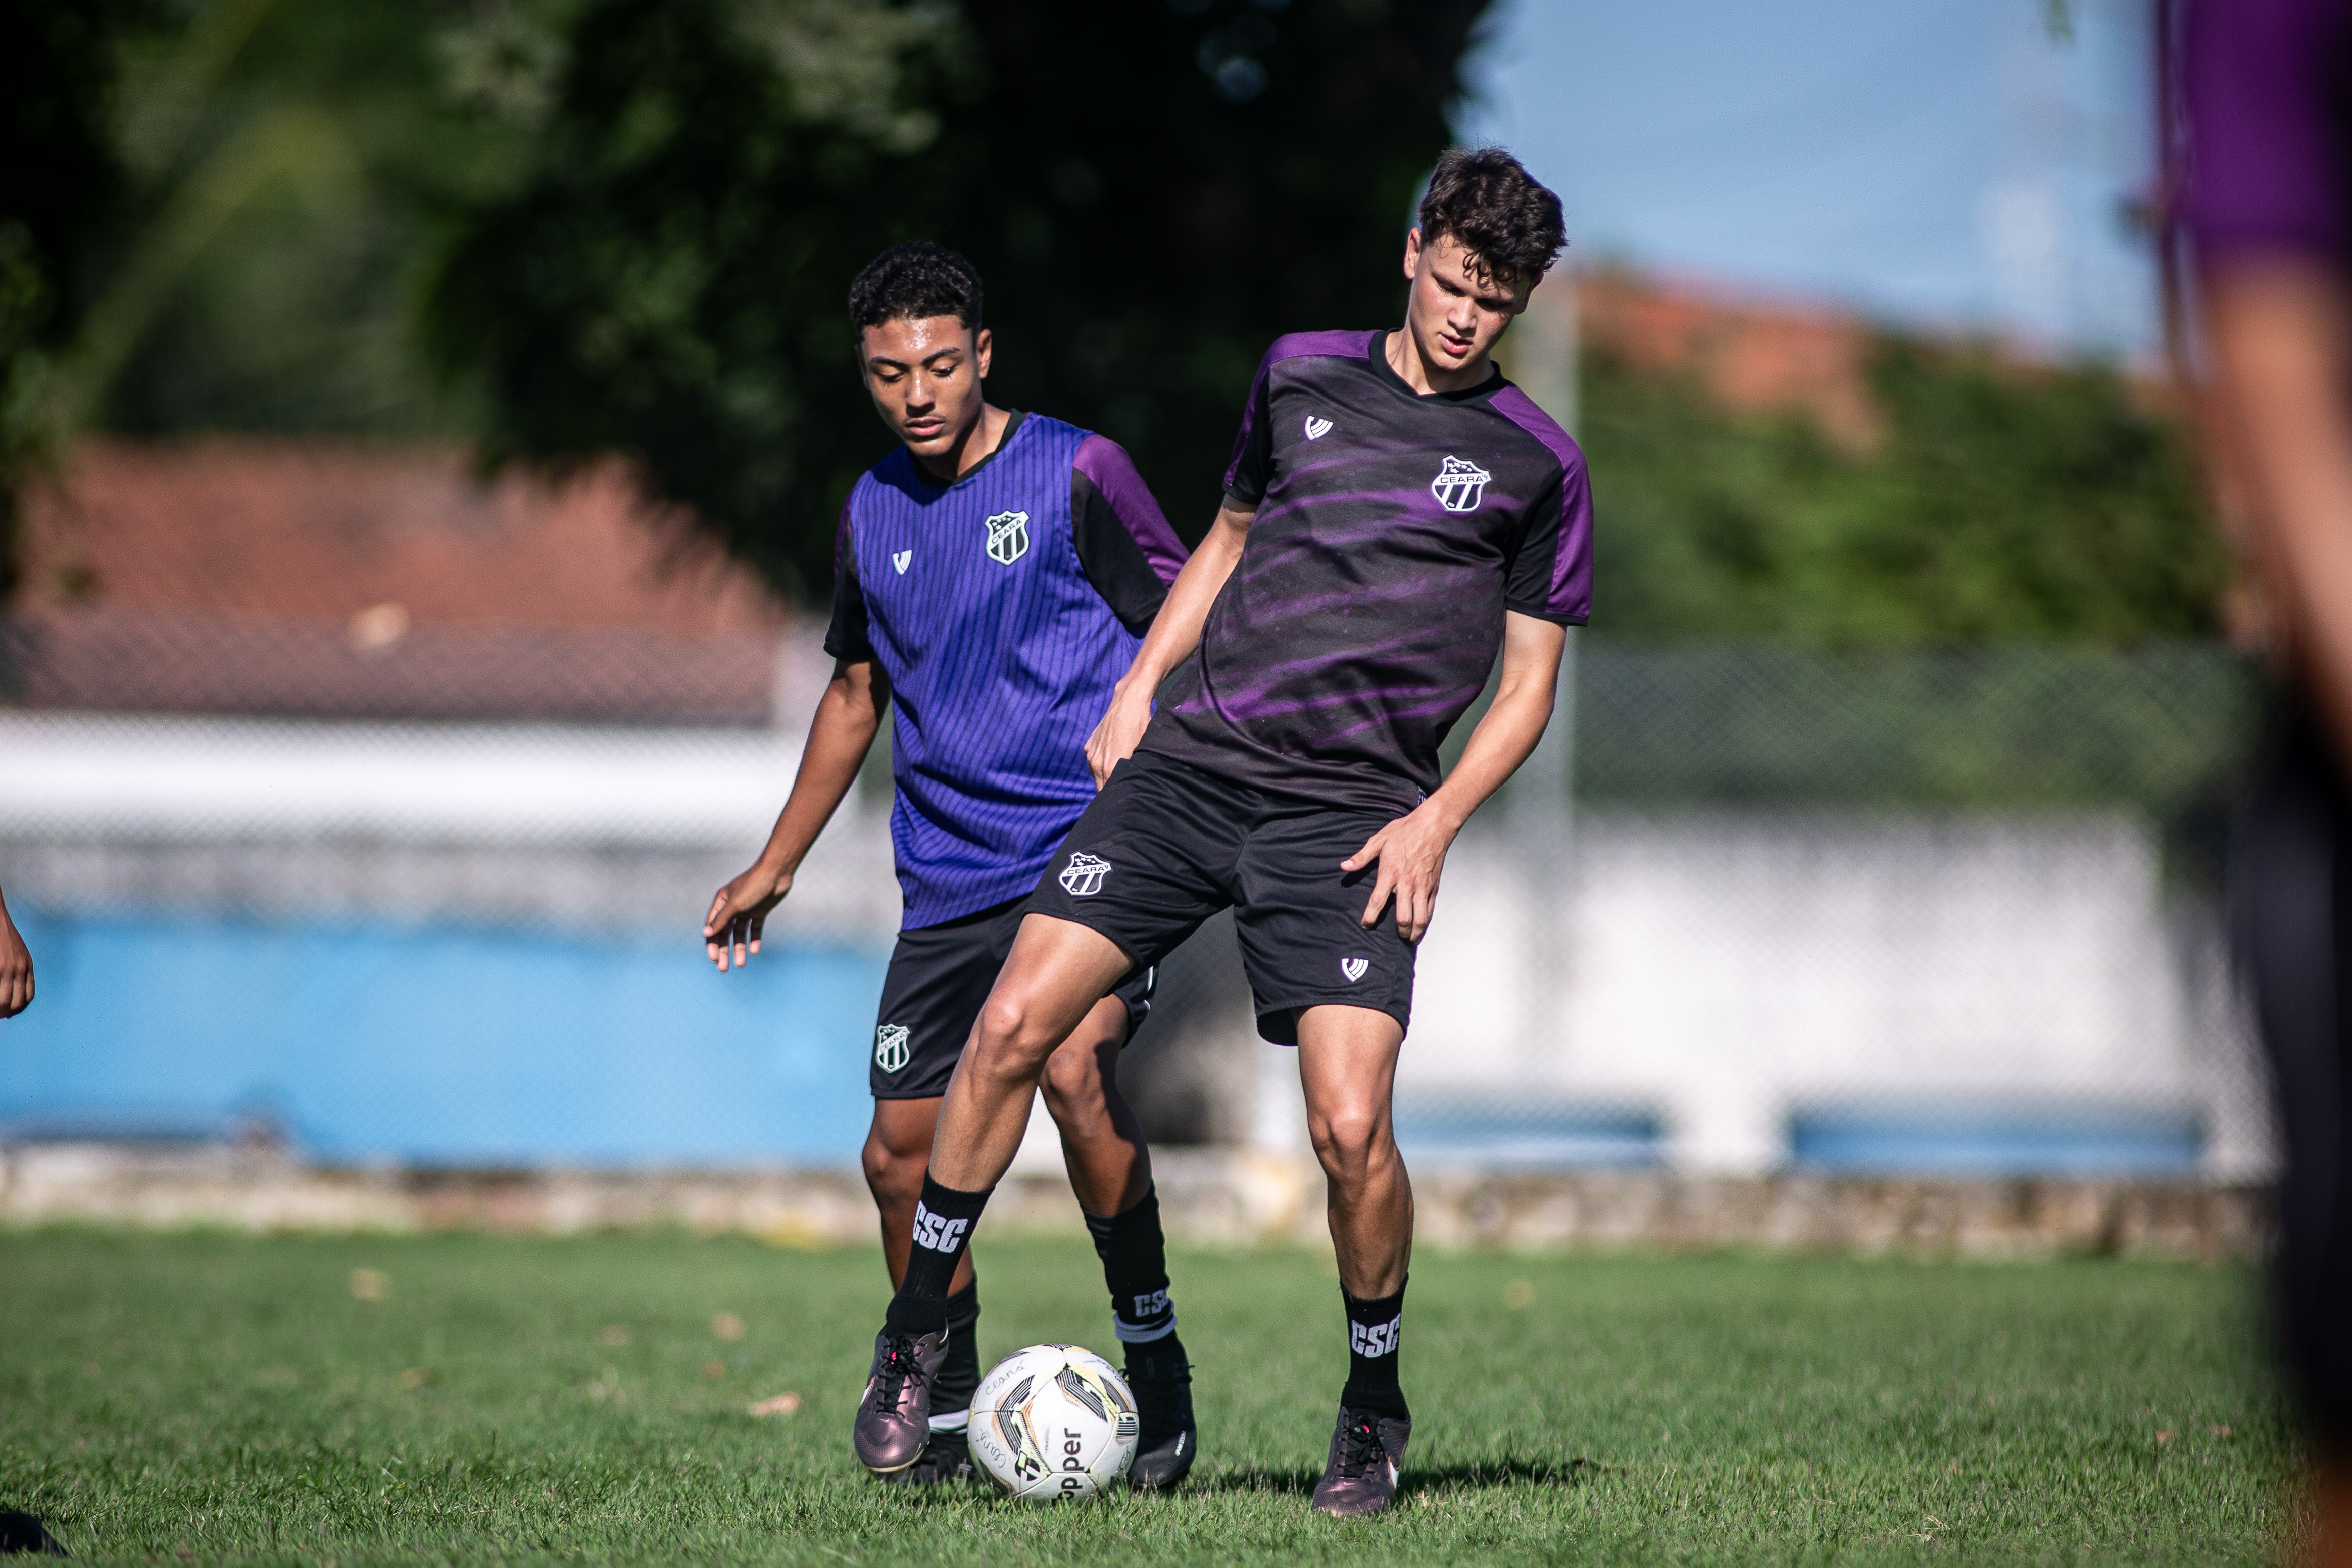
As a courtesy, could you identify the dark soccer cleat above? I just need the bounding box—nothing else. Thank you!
[1311,1405,1410,1518]
[875,1424,976,1487]
[852,1327,949,1475]
[1123,1341,1197,1490]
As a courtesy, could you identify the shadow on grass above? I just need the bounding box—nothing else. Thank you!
[1188,1456,1615,1498]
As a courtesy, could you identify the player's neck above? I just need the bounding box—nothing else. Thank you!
[1383,327,1493,398]
[910,402,1011,483]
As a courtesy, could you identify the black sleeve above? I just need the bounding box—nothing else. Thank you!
[1221,353,1278,506]
[1071,435,1190,636]
[821,496,874,662]
[1501,459,1592,626]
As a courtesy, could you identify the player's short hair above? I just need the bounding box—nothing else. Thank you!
[1416,148,1565,288]
[848,242,984,335]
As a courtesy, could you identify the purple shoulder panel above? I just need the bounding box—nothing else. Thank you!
[1073,433,1188,586]
[1223,330,1380,493]
[2183,0,2351,258]
[1490,384,1593,622]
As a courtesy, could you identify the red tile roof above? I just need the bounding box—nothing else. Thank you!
[7,441,793,724]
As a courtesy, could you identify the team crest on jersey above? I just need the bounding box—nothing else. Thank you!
[1304,415,1333,440]
[983,510,1031,565]
[1059,852,1112,897]
[874,1024,911,1073]
[1340,956,1369,983]
[892,549,912,574]
[1430,455,1493,513]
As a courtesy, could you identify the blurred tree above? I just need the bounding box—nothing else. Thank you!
[1,0,139,593]
[1584,338,2229,645]
[426,0,1489,599]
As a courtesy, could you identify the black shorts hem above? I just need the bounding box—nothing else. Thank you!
[1251,993,1410,1046]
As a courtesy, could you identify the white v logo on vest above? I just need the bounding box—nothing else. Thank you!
[892,549,912,574]
[1304,415,1333,439]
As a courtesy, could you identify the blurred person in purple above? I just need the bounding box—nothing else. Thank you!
[701,242,1198,1489]
[2180,0,2352,1558]
[0,882,29,1017]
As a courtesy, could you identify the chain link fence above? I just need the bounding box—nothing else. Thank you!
[0,613,2275,1180]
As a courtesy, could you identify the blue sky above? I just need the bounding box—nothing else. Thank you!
[1457,0,2161,355]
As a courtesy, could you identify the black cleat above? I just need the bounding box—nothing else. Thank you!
[875,1424,977,1488]
[1123,1339,1197,1490]
[1312,1405,1410,1518]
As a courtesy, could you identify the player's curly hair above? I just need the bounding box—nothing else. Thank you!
[1417,148,1565,287]
[847,241,984,334]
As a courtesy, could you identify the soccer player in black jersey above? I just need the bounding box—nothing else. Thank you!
[851,150,1590,1517]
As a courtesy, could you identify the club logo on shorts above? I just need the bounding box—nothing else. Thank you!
[874,1024,911,1073]
[1350,1314,1402,1357]
[1304,415,1333,440]
[984,509,1031,565]
[1430,455,1493,513]
[1340,956,1370,983]
[1059,852,1112,897]
[892,549,912,574]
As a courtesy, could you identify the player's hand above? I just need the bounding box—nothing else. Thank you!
[1085,686,1153,790]
[1341,803,1458,944]
[704,863,791,972]
[0,911,31,1018]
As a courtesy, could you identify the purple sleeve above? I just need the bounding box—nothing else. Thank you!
[1073,434,1187,586]
[1223,331,1381,502]
[820,493,873,662]
[2182,0,2352,259]
[1491,385,1593,624]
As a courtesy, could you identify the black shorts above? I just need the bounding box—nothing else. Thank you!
[1025,751,1416,1045]
[869,895,1156,1100]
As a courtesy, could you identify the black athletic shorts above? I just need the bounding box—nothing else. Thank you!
[869,894,1156,1100]
[1024,750,1416,1045]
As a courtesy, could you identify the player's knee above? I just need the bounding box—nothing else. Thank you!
[974,991,1058,1076]
[1039,1043,1104,1116]
[1306,1101,1391,1178]
[860,1127,924,1200]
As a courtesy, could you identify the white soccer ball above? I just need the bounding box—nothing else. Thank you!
[968,1343,1139,1502]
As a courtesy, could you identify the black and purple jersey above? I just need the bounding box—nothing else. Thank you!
[1138,330,1593,814]
[826,413,1187,928]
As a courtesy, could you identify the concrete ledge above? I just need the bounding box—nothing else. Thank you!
[0,1142,2268,1261]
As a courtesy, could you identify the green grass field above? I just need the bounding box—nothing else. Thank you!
[0,1229,2297,1564]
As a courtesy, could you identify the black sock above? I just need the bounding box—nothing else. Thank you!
[883,1173,990,1337]
[928,1282,981,1432]
[1340,1280,1409,1422]
[1084,1184,1179,1351]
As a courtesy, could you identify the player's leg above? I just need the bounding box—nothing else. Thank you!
[1295,1004,1415,1518]
[1037,977,1198,1488]
[1230,797,1421,1518]
[853,915,1134,1473]
[859,1097,979,1484]
[855,755,1236,1476]
[851,909,1003,1480]
[2232,710,2352,1561]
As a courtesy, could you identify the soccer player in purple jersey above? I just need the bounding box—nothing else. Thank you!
[2179,1,2352,1557]
[703,243,1201,1488]
[853,151,1591,1516]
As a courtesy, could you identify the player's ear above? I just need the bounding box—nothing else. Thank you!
[974,325,992,381]
[1402,226,1423,282]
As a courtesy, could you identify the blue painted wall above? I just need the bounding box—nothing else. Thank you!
[0,906,887,1166]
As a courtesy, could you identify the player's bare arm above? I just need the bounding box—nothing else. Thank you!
[704,658,889,971]
[2201,258,2352,758]
[1341,612,1566,943]
[1086,499,1253,786]
[0,882,33,1018]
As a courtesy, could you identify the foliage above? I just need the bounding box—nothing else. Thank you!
[0,1230,2290,1564]
[425,0,1488,598]
[0,0,140,593]
[1584,338,2231,646]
